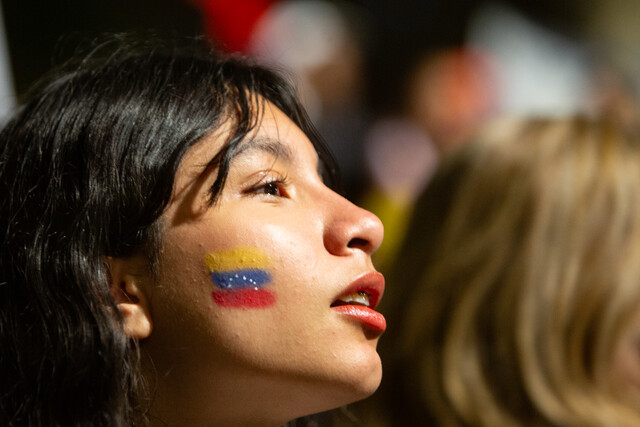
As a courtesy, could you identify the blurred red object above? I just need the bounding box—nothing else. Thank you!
[189,0,275,52]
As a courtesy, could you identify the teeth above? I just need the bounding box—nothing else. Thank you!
[337,291,370,307]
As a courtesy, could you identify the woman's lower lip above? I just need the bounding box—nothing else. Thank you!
[332,305,387,333]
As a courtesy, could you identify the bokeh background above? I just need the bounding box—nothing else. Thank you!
[2,0,639,268]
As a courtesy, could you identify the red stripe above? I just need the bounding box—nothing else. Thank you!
[212,288,276,308]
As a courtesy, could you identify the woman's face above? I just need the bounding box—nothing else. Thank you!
[138,101,385,424]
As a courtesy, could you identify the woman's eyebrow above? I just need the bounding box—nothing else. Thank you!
[235,137,294,163]
[195,137,293,183]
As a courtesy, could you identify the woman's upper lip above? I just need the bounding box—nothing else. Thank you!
[333,271,385,310]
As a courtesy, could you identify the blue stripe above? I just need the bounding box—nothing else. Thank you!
[210,269,272,290]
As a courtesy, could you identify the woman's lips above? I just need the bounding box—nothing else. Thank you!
[331,271,386,333]
[332,305,387,332]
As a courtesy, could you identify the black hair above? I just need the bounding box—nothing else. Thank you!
[0,41,339,426]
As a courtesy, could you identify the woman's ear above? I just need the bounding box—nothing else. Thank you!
[106,256,153,339]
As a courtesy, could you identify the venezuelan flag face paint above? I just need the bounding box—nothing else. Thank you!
[205,247,276,308]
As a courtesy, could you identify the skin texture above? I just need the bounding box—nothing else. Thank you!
[117,101,384,426]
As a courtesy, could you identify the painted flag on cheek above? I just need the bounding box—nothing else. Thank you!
[205,247,276,308]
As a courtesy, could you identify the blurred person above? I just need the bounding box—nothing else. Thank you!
[359,117,438,270]
[0,41,387,426]
[588,66,640,129]
[404,47,498,152]
[582,0,640,109]
[367,115,640,426]
[361,46,497,270]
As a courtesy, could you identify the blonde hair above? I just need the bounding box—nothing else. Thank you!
[379,116,640,426]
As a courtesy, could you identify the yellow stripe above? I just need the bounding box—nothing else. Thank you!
[204,247,270,271]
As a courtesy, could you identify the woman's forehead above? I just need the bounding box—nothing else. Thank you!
[172,101,318,194]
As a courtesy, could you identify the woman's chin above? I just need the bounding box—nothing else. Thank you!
[313,353,383,411]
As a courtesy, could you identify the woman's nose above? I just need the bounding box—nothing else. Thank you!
[323,194,384,257]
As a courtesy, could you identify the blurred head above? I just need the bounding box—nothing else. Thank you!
[0,42,384,426]
[405,48,498,151]
[383,116,640,426]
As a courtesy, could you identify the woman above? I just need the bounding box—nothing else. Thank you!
[374,116,640,426]
[0,42,385,426]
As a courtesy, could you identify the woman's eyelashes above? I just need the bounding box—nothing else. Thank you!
[246,173,290,198]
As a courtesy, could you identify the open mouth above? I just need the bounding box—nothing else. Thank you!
[330,272,386,333]
[330,271,384,310]
[330,290,371,308]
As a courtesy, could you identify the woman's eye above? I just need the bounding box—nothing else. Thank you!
[250,179,289,198]
[263,181,284,196]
